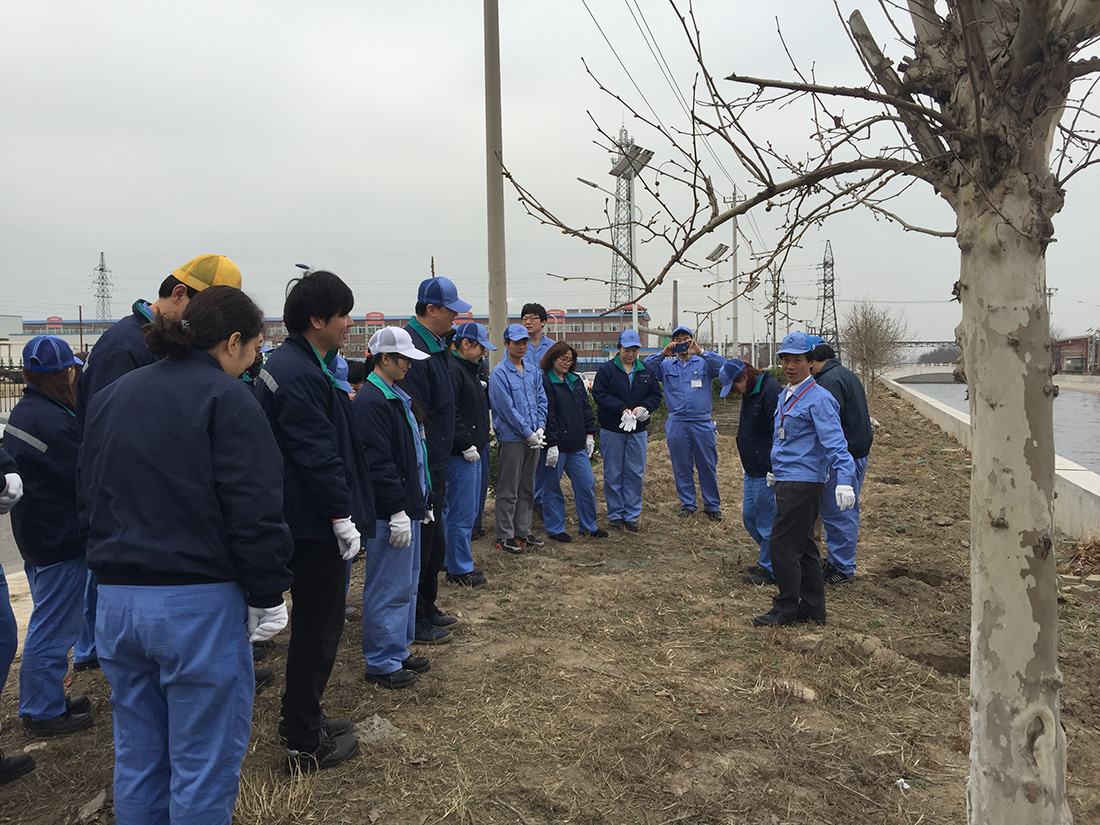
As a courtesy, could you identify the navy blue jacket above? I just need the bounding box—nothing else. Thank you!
[0,447,14,476]
[447,352,490,454]
[76,300,157,432]
[543,371,596,453]
[402,318,455,472]
[592,356,663,434]
[4,385,82,566]
[353,378,428,521]
[814,359,873,459]
[79,350,293,607]
[255,333,376,542]
[735,372,782,478]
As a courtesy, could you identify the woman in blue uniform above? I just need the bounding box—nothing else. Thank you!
[354,327,431,689]
[80,285,294,825]
[5,336,94,737]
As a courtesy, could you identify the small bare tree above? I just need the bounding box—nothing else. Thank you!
[841,300,908,388]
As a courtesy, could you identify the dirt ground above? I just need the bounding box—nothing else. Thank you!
[2,389,1099,824]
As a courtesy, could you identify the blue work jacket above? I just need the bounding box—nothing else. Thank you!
[813,359,874,459]
[644,350,725,421]
[5,385,82,567]
[523,334,555,373]
[736,372,783,478]
[255,333,376,542]
[80,350,294,607]
[489,358,546,443]
[770,379,856,486]
[75,299,157,431]
[402,317,455,473]
[591,355,662,434]
[353,375,429,521]
[543,370,596,453]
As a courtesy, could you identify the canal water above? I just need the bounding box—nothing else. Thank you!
[908,382,1100,474]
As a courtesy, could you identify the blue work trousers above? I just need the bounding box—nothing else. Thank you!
[362,520,421,675]
[665,419,721,513]
[742,475,777,574]
[73,569,98,665]
[97,583,253,825]
[820,455,868,576]
[444,456,480,575]
[601,430,647,522]
[0,563,18,694]
[474,447,491,530]
[19,558,86,721]
[543,450,599,535]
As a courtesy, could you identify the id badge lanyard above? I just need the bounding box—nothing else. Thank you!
[777,380,816,440]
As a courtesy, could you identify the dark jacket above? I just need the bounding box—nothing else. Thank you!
[813,359,873,459]
[735,372,782,478]
[592,356,662,434]
[255,333,376,542]
[447,352,490,454]
[402,317,455,472]
[543,370,596,453]
[353,377,428,521]
[5,385,82,566]
[0,448,14,476]
[79,350,293,607]
[76,300,157,432]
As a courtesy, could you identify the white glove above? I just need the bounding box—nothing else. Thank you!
[422,507,435,525]
[247,601,289,643]
[633,407,650,422]
[585,435,595,458]
[545,445,559,468]
[462,445,480,463]
[525,431,543,448]
[535,427,546,448]
[479,380,488,388]
[620,410,637,432]
[766,472,775,487]
[0,473,23,515]
[836,484,857,511]
[331,517,361,560]
[389,510,412,547]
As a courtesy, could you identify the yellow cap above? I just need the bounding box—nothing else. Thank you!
[172,255,242,291]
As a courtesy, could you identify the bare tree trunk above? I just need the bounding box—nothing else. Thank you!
[956,183,1069,824]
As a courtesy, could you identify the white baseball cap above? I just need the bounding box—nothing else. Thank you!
[368,327,430,360]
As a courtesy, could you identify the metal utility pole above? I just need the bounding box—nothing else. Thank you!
[723,188,745,357]
[672,280,679,328]
[93,252,112,322]
[484,0,507,367]
[607,127,653,331]
[818,240,840,358]
[769,264,781,365]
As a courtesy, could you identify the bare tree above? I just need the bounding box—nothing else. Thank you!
[842,300,907,388]
[508,3,1100,822]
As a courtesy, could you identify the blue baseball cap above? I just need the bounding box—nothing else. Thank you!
[503,323,530,342]
[23,336,82,372]
[417,276,471,313]
[718,358,747,397]
[454,321,498,351]
[670,325,693,338]
[777,331,814,356]
[332,355,354,394]
[618,329,642,348]
[806,334,826,350]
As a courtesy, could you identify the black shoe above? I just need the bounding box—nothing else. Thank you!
[401,656,431,674]
[678,507,695,518]
[579,528,609,538]
[364,669,418,689]
[624,521,639,532]
[22,710,93,737]
[704,510,724,523]
[446,570,488,587]
[66,695,91,715]
[254,666,275,694]
[608,519,625,531]
[822,562,854,585]
[751,610,797,627]
[285,732,359,773]
[72,657,100,673]
[548,532,572,543]
[796,602,827,626]
[522,534,545,548]
[0,749,34,784]
[741,567,776,586]
[496,538,525,554]
[426,605,459,628]
[278,714,353,744]
[472,527,485,540]
[414,617,453,645]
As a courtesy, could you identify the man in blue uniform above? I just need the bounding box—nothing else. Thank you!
[521,303,555,514]
[752,332,856,627]
[809,338,873,585]
[644,326,726,521]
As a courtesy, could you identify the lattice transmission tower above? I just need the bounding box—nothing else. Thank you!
[93,252,113,322]
[609,128,636,307]
[818,241,840,357]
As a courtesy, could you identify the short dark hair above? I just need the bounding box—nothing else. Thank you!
[283,270,354,334]
[157,275,199,300]
[541,340,578,373]
[521,303,547,322]
[345,359,367,385]
[813,343,837,362]
[146,285,264,359]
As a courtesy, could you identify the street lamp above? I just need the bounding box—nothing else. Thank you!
[705,244,730,355]
[577,176,646,333]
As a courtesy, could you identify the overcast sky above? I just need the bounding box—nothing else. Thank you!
[3,1,1098,347]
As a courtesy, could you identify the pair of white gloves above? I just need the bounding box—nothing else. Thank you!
[525,427,547,450]
[620,407,650,432]
[545,435,598,467]
[0,473,24,515]
[764,473,856,511]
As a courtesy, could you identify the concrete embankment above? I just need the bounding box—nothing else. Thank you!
[882,377,1100,543]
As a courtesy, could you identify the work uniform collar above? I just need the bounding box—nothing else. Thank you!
[547,370,578,387]
[749,373,765,396]
[133,300,155,323]
[23,383,75,417]
[408,317,444,353]
[614,354,643,374]
[785,374,814,398]
[287,333,345,393]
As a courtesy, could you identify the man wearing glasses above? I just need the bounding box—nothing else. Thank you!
[520,303,555,512]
